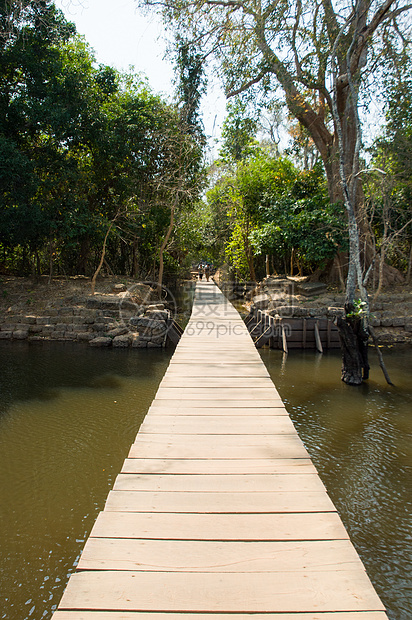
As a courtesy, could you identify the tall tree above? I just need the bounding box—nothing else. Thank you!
[367,49,412,289]
[140,0,411,384]
[140,0,410,270]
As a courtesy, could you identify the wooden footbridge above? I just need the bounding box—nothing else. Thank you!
[53,281,388,619]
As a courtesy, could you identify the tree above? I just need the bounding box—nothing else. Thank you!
[249,165,348,276]
[150,39,206,290]
[143,0,409,204]
[140,0,411,383]
[207,150,347,280]
[220,99,259,163]
[366,50,412,290]
[0,2,205,281]
[0,0,78,272]
[174,36,207,138]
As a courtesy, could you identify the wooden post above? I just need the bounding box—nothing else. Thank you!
[282,323,288,354]
[314,321,323,354]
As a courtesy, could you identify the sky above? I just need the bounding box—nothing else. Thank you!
[58,0,226,157]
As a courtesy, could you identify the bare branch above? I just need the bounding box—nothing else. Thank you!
[204,0,243,6]
[226,68,268,97]
[292,0,303,77]
[349,0,396,75]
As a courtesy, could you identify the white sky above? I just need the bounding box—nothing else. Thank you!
[59,0,226,157]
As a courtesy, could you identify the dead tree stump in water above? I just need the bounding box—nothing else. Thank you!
[336,316,370,385]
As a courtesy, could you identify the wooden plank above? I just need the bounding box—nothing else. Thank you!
[146,405,289,415]
[154,388,282,399]
[120,458,317,474]
[112,473,327,493]
[171,353,263,361]
[159,377,275,387]
[166,363,270,377]
[139,415,297,434]
[149,399,285,409]
[254,325,273,348]
[104,490,336,513]
[53,612,390,620]
[58,570,386,612]
[77,539,364,572]
[89,510,349,541]
[128,434,309,459]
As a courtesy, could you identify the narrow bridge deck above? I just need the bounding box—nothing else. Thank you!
[53,281,388,619]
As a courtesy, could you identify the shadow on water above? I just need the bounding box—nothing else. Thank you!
[0,341,173,620]
[0,342,172,413]
[260,346,412,620]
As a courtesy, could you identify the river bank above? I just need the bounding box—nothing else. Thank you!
[219,274,412,346]
[0,276,191,348]
[1,274,411,346]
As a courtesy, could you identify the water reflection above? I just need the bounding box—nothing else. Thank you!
[260,347,412,620]
[0,342,172,620]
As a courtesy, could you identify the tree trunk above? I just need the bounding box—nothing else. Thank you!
[336,315,370,385]
[35,251,41,276]
[91,222,114,295]
[242,224,256,282]
[245,244,256,282]
[78,236,90,275]
[48,237,54,284]
[158,198,177,294]
[265,254,270,277]
[407,244,412,284]
[131,238,139,277]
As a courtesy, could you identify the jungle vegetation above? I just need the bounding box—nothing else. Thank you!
[1,0,411,290]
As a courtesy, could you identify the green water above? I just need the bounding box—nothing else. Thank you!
[259,346,412,620]
[0,342,411,619]
[0,342,172,620]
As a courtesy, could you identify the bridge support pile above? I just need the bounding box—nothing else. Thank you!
[53,281,387,619]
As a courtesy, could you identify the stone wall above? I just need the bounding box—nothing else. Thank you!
[248,276,412,346]
[0,299,173,348]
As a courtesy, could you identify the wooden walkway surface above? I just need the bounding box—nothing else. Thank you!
[53,281,388,619]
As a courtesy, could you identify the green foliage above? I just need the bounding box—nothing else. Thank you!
[220,99,259,163]
[250,166,347,272]
[207,151,347,278]
[345,299,368,319]
[0,1,206,278]
[174,37,206,139]
[366,49,412,273]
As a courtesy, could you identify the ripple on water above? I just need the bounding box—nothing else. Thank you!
[0,342,172,620]
[260,347,412,620]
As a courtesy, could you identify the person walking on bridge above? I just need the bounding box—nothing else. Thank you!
[204,264,211,282]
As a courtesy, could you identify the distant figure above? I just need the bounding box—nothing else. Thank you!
[198,264,204,280]
[204,264,211,282]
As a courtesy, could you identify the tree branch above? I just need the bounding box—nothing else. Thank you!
[226,68,268,97]
[204,0,243,6]
[349,0,397,75]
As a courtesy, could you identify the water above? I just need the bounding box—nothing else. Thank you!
[259,346,412,620]
[0,342,172,620]
[0,341,411,619]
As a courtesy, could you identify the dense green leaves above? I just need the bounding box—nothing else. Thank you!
[0,1,205,278]
[206,150,347,280]
[365,51,412,277]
